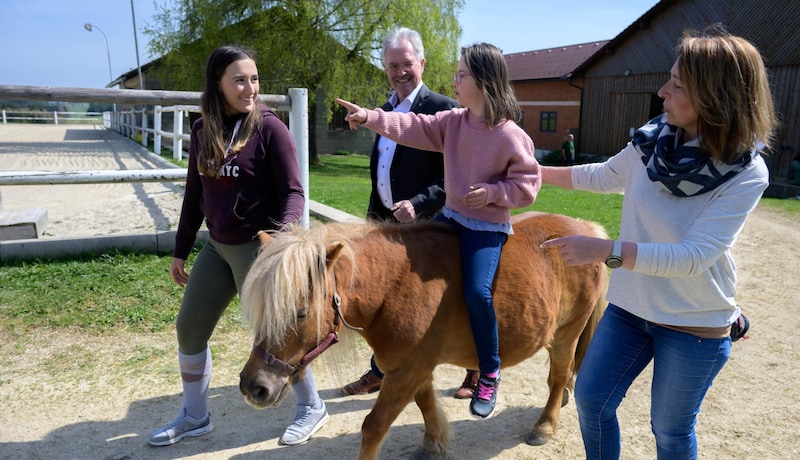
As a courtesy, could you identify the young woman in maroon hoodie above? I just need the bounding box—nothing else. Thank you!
[149,45,327,447]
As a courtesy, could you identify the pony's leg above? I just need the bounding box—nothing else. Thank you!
[357,369,430,460]
[527,329,581,446]
[412,378,451,459]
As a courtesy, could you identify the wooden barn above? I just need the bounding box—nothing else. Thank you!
[505,41,608,155]
[571,0,800,197]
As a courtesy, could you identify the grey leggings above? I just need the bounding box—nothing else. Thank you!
[176,238,261,354]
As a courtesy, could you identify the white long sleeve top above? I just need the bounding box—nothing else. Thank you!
[571,141,768,327]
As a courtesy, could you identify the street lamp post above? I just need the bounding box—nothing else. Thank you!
[84,23,116,118]
[130,0,144,90]
[83,23,113,84]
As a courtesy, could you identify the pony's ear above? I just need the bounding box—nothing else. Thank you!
[257,230,273,246]
[326,242,345,269]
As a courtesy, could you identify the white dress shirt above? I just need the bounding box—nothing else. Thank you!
[375,82,424,209]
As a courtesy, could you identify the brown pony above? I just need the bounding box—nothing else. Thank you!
[238,212,607,459]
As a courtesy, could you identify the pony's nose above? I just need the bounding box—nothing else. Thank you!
[239,371,267,402]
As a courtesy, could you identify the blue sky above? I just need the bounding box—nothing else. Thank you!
[0,0,657,89]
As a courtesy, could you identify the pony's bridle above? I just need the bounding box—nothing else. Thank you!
[250,270,362,383]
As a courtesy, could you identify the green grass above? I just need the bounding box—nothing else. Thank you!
[515,186,624,238]
[2,152,797,335]
[309,154,372,216]
[0,249,245,335]
[308,153,625,235]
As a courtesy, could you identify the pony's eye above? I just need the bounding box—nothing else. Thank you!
[297,306,310,319]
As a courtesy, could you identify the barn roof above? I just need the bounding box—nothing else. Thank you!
[572,0,670,76]
[504,40,609,82]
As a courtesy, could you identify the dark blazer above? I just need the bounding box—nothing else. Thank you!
[367,84,458,222]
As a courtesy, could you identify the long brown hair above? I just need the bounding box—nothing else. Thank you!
[677,26,778,163]
[198,45,263,177]
[460,43,520,128]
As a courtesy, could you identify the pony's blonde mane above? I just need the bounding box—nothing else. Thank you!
[240,222,366,349]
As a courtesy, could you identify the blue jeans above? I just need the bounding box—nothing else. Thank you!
[436,216,507,373]
[575,304,730,460]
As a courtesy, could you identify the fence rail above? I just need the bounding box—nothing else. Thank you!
[0,84,310,227]
[0,169,188,185]
[0,84,290,106]
[1,110,107,124]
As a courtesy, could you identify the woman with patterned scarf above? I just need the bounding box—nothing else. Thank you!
[540,26,777,459]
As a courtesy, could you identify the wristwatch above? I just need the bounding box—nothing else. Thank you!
[605,240,623,269]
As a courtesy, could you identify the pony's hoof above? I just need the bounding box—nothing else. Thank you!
[410,447,447,460]
[561,387,573,407]
[525,431,550,446]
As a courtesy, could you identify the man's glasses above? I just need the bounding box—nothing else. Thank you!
[386,62,417,72]
[453,70,471,84]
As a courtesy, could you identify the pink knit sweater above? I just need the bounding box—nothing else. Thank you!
[363,107,541,224]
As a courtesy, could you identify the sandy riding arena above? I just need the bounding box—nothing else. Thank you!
[0,206,796,459]
[0,125,798,459]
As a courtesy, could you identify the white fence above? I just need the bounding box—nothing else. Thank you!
[0,84,310,227]
[111,104,200,162]
[1,110,107,125]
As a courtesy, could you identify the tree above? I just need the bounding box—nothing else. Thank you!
[144,0,464,161]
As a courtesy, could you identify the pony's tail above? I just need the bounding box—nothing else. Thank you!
[573,273,607,374]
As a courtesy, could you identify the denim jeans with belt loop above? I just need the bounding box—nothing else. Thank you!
[575,303,731,460]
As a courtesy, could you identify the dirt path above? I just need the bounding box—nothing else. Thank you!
[1,205,798,459]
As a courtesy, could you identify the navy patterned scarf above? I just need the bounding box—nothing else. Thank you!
[633,115,753,197]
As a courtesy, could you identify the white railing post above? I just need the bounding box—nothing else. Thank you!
[173,107,184,161]
[132,109,138,141]
[154,105,162,156]
[53,111,58,125]
[141,108,148,146]
[2,110,6,124]
[288,88,310,229]
[135,108,141,143]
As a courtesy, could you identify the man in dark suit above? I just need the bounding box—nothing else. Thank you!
[342,27,478,399]
[366,83,452,222]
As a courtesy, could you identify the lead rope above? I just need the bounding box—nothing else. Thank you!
[330,271,363,331]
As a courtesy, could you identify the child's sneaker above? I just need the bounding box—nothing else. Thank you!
[148,408,213,446]
[470,372,500,419]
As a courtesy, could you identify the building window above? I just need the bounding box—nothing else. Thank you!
[540,112,557,133]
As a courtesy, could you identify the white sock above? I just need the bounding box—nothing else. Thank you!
[179,346,212,419]
[292,366,322,410]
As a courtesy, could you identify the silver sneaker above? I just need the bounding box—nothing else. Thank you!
[279,401,330,446]
[148,408,213,446]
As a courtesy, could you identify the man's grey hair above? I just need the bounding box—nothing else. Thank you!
[382,27,425,67]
